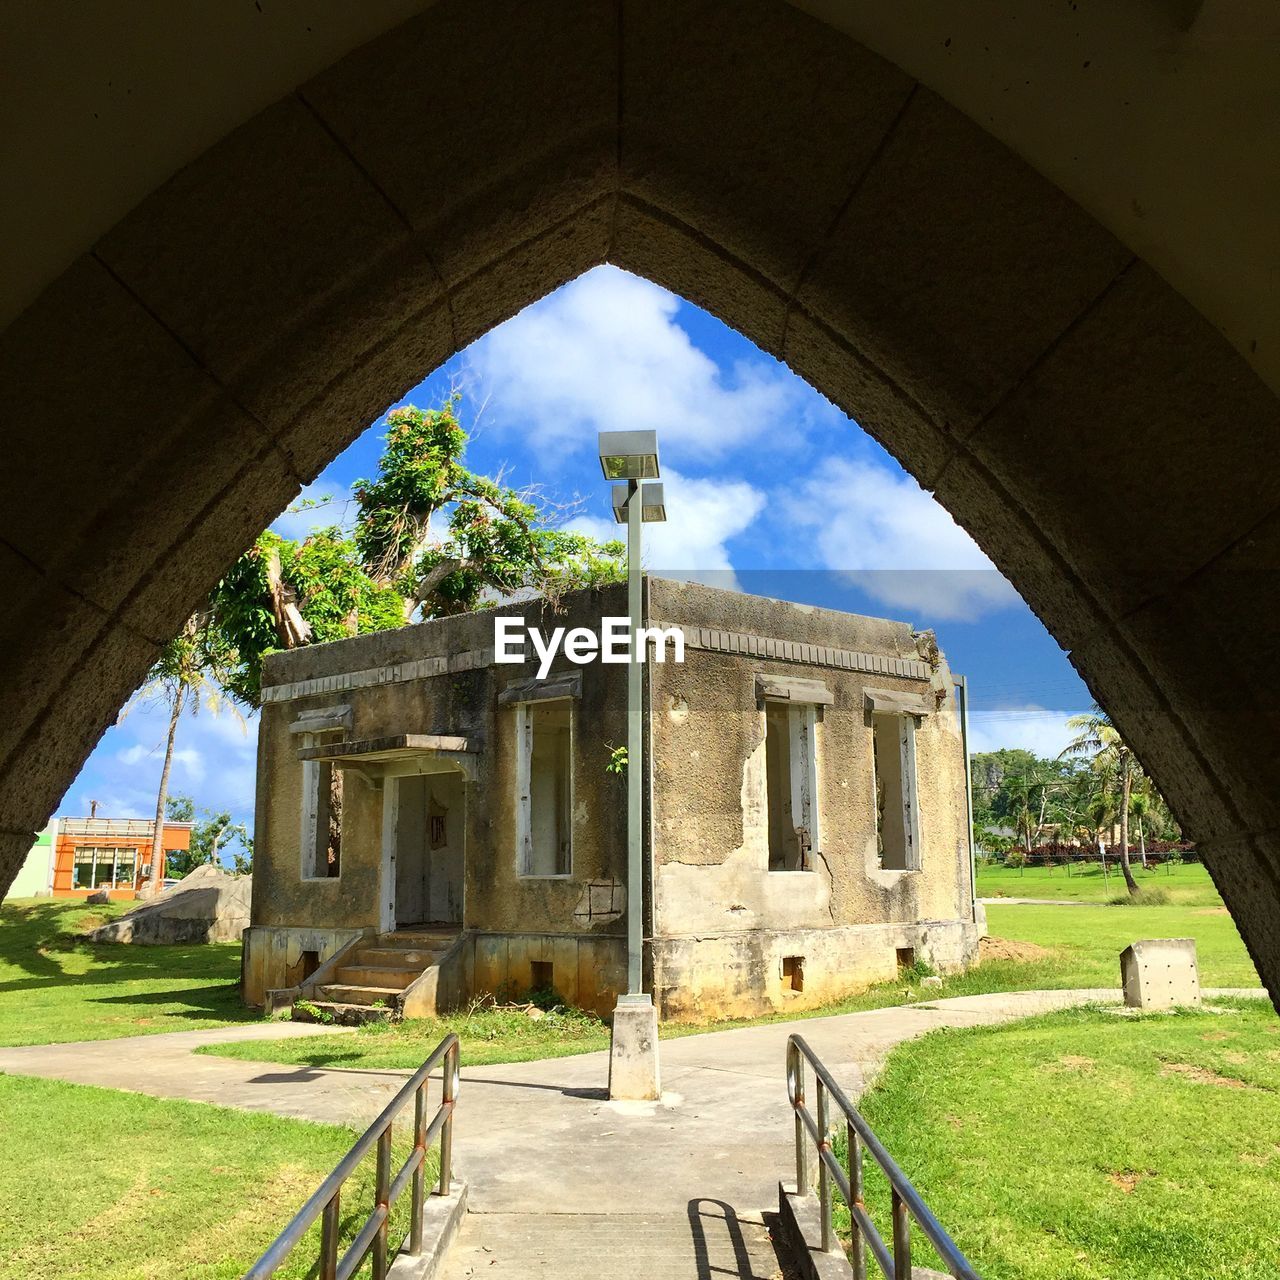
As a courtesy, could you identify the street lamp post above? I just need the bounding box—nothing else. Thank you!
[598,430,665,1101]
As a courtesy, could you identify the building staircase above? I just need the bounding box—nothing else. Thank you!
[293,927,461,1024]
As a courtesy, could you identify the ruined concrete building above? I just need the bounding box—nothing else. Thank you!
[243,578,981,1021]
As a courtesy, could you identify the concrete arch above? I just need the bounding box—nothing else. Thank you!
[1,0,1277,998]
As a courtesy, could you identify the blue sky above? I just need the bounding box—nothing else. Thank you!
[60,266,1090,840]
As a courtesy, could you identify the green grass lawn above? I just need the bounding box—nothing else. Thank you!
[0,898,258,1046]
[833,1000,1280,1280]
[202,895,1262,1072]
[0,1073,434,1280]
[978,860,1223,906]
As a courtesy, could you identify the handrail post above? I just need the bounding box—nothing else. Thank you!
[817,1077,833,1253]
[792,1049,809,1196]
[409,1081,427,1256]
[373,1126,392,1280]
[892,1187,911,1280]
[439,1039,457,1196]
[848,1119,866,1280]
[320,1192,340,1280]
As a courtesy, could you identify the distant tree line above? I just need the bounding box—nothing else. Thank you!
[971,706,1185,897]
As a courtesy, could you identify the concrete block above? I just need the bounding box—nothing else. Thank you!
[776,1182,851,1280]
[387,1180,468,1280]
[1121,938,1201,1010]
[300,0,615,286]
[622,0,913,295]
[96,97,410,400]
[1068,624,1242,843]
[0,256,281,620]
[608,994,660,1101]
[798,87,1131,432]
[965,262,1280,626]
[612,197,790,358]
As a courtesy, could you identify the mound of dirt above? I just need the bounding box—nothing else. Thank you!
[979,935,1051,963]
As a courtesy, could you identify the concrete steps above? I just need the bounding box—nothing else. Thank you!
[438,1210,786,1280]
[296,926,460,1025]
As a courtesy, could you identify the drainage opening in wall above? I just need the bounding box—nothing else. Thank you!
[530,960,554,993]
[782,955,805,993]
[896,947,916,971]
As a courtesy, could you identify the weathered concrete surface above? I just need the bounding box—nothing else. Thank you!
[1121,937,1202,1010]
[89,864,251,944]
[608,995,661,1101]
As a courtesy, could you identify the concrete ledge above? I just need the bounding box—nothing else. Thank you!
[777,1181,851,1280]
[777,1181,949,1280]
[388,1179,468,1280]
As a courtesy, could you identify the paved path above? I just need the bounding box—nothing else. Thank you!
[1,989,1263,1277]
[979,895,1090,906]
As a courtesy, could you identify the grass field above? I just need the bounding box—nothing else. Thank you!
[978,860,1222,906]
[0,1073,431,1280]
[0,898,257,1046]
[202,897,1261,1072]
[834,1000,1280,1280]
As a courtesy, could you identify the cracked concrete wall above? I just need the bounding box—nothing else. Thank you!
[0,0,1277,1007]
[648,579,975,1019]
[249,584,630,1003]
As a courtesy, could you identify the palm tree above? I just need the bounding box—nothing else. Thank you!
[132,614,235,896]
[1062,706,1141,896]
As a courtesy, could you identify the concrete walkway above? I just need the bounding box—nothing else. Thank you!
[2,989,1263,1277]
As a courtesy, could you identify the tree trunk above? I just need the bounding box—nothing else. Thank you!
[147,688,183,895]
[208,823,224,870]
[1138,816,1148,869]
[1118,757,1139,896]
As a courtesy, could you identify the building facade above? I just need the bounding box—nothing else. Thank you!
[52,817,192,900]
[244,579,981,1020]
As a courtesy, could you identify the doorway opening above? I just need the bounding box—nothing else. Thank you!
[394,771,465,930]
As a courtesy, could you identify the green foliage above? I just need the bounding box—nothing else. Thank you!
[164,795,252,876]
[206,398,624,707]
[605,743,628,775]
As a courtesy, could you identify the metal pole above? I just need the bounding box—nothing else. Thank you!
[817,1079,833,1253]
[955,675,977,923]
[626,477,643,995]
[409,1083,426,1256]
[848,1121,866,1280]
[373,1128,391,1280]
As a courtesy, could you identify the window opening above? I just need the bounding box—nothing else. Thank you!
[765,702,819,870]
[873,712,921,871]
[517,700,573,877]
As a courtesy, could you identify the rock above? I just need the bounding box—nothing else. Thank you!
[922,975,944,989]
[87,864,251,944]
[85,889,111,905]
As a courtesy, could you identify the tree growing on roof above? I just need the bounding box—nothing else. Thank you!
[207,397,626,708]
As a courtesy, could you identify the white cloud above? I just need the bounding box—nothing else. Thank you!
[466,266,811,464]
[565,466,765,589]
[968,704,1083,758]
[785,457,1019,621]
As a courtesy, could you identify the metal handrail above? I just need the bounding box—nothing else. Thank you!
[244,1032,460,1280]
[786,1034,980,1280]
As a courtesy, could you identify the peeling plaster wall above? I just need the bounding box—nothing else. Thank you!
[648,579,976,1017]
[248,578,975,1013]
[249,583,631,1001]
